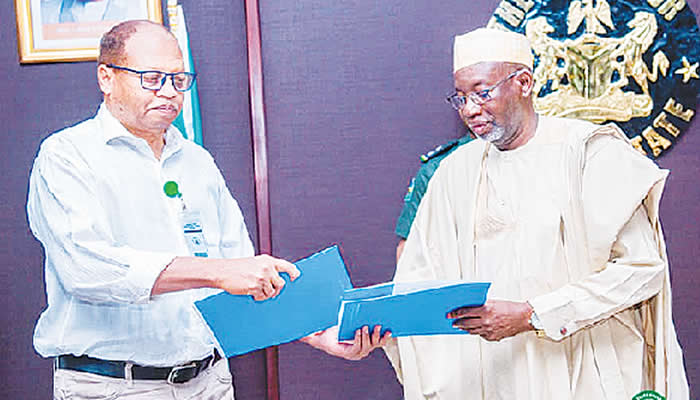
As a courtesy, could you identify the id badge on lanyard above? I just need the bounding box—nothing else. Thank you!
[164,180,209,258]
[182,210,209,258]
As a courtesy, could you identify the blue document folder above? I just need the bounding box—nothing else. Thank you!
[195,245,352,357]
[337,281,491,341]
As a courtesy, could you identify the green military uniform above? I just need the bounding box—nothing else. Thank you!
[395,135,473,239]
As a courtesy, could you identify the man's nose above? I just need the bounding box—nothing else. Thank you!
[157,76,178,97]
[460,97,481,118]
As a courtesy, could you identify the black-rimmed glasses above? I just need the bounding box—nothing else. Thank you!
[105,64,197,92]
[446,69,525,110]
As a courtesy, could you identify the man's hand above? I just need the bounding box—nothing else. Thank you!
[217,255,300,301]
[447,300,532,341]
[152,254,300,300]
[300,325,391,361]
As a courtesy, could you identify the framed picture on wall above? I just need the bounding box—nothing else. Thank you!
[14,0,163,64]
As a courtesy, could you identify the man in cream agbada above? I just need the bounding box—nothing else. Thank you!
[380,28,689,400]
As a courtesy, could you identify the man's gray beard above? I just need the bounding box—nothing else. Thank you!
[479,123,506,144]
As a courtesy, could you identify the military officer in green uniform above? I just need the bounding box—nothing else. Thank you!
[395,135,472,260]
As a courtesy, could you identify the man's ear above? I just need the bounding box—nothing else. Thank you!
[517,69,535,97]
[97,64,113,95]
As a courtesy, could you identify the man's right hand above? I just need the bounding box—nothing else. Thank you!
[152,254,300,300]
[216,254,300,301]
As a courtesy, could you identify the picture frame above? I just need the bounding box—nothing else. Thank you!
[15,0,163,64]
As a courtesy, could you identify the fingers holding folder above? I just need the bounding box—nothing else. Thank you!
[301,325,391,361]
[195,245,354,357]
[216,254,301,301]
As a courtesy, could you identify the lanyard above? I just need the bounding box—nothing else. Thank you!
[164,181,209,258]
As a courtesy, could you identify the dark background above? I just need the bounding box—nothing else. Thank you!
[1,1,698,399]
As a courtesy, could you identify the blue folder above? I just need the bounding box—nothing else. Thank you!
[337,281,491,341]
[195,245,352,357]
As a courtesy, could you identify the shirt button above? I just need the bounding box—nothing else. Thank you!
[560,327,568,336]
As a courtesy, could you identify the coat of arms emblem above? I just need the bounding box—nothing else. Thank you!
[488,0,700,158]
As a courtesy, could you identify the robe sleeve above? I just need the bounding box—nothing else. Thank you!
[528,133,668,341]
[528,205,664,340]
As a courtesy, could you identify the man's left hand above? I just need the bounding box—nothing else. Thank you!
[447,300,532,341]
[300,325,391,361]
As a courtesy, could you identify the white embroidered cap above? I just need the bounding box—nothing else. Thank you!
[453,28,534,73]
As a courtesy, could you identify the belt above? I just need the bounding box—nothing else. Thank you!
[56,350,222,384]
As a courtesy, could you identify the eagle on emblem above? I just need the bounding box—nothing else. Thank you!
[567,0,615,34]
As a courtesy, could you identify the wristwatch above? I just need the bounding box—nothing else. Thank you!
[527,303,546,338]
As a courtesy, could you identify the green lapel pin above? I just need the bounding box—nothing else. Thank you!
[163,181,181,198]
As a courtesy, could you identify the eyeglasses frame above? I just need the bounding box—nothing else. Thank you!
[104,64,197,92]
[446,69,526,110]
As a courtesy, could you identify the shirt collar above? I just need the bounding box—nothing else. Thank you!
[96,103,185,158]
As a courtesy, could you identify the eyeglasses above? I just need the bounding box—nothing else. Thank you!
[445,69,525,110]
[105,64,197,92]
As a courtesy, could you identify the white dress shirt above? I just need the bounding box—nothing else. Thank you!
[27,104,254,366]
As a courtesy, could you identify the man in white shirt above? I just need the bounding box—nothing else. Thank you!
[376,28,690,400]
[27,20,382,399]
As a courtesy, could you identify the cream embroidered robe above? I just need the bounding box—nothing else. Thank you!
[384,116,688,400]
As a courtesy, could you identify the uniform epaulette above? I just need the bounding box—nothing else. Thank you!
[420,139,459,163]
